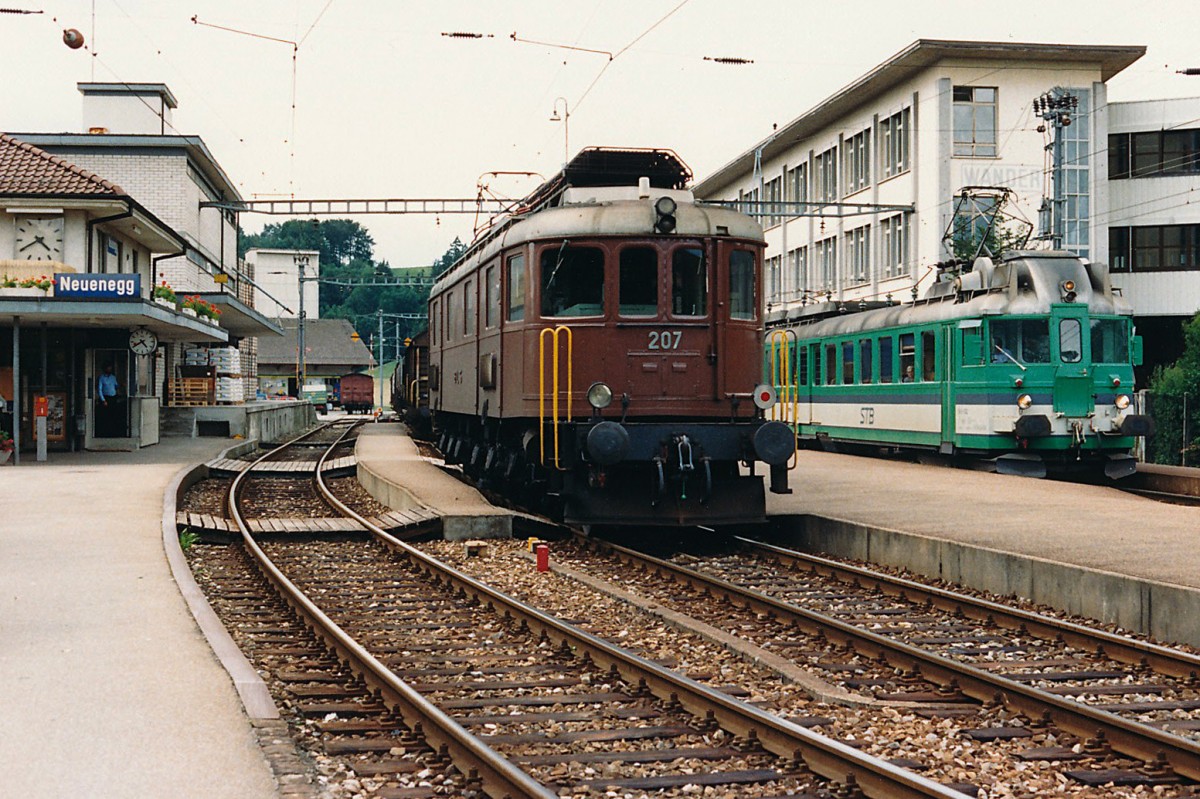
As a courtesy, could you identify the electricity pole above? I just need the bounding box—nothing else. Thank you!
[377,310,384,415]
[1034,90,1078,250]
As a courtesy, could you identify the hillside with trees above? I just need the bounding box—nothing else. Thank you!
[239,219,465,347]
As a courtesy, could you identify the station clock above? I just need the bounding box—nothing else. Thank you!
[128,327,158,356]
[14,216,64,261]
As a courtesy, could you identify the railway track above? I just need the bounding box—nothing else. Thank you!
[213,422,973,798]
[558,532,1200,786]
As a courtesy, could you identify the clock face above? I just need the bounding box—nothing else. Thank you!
[14,216,64,261]
[129,328,158,355]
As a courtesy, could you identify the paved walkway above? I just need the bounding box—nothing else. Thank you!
[768,450,1200,589]
[0,439,278,799]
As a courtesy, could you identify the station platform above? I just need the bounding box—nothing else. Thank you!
[767,451,1200,649]
[0,438,279,799]
[355,424,518,540]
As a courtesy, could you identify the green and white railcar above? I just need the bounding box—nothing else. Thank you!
[765,251,1154,479]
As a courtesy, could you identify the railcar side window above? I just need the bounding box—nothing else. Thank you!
[464,280,474,336]
[431,299,438,345]
[921,331,937,381]
[842,342,855,384]
[798,346,809,386]
[672,247,707,316]
[447,293,456,340]
[899,334,915,382]
[1059,318,1083,363]
[813,344,823,386]
[507,254,525,321]
[859,339,873,384]
[824,343,837,385]
[729,250,756,320]
[485,265,499,329]
[1091,319,1130,363]
[619,247,658,316]
[541,244,604,317]
[879,336,894,383]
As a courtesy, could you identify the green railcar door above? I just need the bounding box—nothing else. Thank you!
[1051,306,1092,416]
[941,325,956,450]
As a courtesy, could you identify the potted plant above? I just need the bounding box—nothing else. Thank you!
[3,275,54,297]
[201,300,222,324]
[152,281,177,309]
[180,295,201,317]
[0,428,13,465]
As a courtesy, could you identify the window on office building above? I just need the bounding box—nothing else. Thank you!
[1109,224,1200,271]
[814,237,837,291]
[766,255,782,304]
[738,186,760,216]
[880,108,911,178]
[880,214,909,278]
[1109,129,1200,179]
[953,86,997,157]
[844,129,870,194]
[763,176,782,227]
[814,146,839,203]
[789,246,807,300]
[786,163,808,214]
[1059,90,1091,258]
[845,225,870,285]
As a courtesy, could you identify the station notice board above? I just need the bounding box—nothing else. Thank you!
[32,392,67,442]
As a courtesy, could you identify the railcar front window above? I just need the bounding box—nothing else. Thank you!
[672,247,707,316]
[990,319,1050,364]
[729,250,756,320]
[1090,318,1130,363]
[619,247,658,317]
[1021,320,1050,363]
[1059,318,1083,363]
[541,244,604,317]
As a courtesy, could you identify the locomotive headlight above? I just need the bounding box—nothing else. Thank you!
[654,196,678,233]
[1115,394,1132,410]
[587,381,614,409]
[1016,393,1034,410]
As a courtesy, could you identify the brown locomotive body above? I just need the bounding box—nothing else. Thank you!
[428,149,794,526]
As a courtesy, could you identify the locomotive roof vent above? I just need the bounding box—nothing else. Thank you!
[638,176,650,198]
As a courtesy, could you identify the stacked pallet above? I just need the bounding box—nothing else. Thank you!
[168,377,214,406]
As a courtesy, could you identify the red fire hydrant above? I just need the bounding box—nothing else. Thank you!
[535,544,549,573]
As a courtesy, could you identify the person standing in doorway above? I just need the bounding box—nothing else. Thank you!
[97,363,119,437]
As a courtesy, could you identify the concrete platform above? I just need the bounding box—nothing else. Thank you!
[0,438,279,799]
[768,451,1200,648]
[161,399,315,441]
[355,424,518,540]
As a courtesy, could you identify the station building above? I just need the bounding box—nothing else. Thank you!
[692,39,1200,374]
[257,318,375,401]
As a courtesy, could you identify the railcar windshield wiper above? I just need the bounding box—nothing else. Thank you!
[993,344,1027,371]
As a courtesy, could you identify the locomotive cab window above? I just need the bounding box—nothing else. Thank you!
[1091,318,1129,363]
[672,246,707,317]
[485,265,499,329]
[541,244,604,317]
[1059,318,1083,363]
[507,254,525,322]
[729,250,756,320]
[879,336,894,383]
[619,247,658,317]
[990,319,1050,364]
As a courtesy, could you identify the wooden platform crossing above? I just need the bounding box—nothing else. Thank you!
[176,506,439,537]
[205,454,358,476]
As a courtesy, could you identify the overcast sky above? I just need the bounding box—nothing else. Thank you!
[3,0,1199,267]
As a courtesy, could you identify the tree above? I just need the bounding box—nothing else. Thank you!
[1147,313,1200,465]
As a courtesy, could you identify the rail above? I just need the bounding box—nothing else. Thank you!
[537,325,572,469]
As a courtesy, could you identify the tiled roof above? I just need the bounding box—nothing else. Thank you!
[0,133,125,196]
[257,318,377,371]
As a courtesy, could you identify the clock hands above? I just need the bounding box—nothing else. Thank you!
[18,235,49,252]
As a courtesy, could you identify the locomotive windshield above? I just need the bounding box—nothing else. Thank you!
[729,250,756,320]
[619,247,658,317]
[1091,318,1130,363]
[672,247,707,316]
[990,319,1050,364]
[542,244,604,317]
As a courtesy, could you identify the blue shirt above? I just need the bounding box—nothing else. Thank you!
[98,373,118,400]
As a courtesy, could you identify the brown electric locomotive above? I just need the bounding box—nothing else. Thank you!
[427,148,795,526]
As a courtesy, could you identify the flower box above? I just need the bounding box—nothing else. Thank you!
[0,287,49,298]
[181,307,198,318]
[154,297,177,310]
[0,449,11,465]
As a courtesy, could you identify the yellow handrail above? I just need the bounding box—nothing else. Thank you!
[538,325,573,469]
[768,328,801,469]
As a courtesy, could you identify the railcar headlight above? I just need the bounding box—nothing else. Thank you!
[1016,393,1033,410]
[587,381,614,409]
[1115,394,1131,410]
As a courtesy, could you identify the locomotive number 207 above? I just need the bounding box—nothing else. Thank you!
[647,331,682,350]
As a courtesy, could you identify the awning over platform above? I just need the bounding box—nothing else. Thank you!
[0,296,227,342]
[192,292,283,338]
